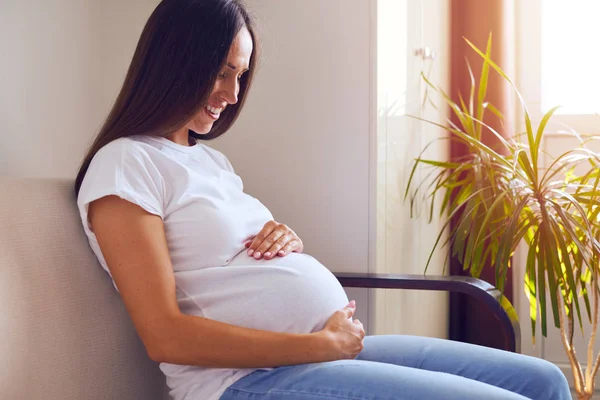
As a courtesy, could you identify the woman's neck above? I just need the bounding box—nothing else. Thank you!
[166,128,193,147]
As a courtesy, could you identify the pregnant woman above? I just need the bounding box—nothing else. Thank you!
[74,1,570,399]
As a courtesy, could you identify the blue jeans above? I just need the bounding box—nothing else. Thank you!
[220,335,571,400]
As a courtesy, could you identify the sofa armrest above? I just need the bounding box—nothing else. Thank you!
[334,273,521,353]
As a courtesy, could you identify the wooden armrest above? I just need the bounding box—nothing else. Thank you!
[334,273,521,353]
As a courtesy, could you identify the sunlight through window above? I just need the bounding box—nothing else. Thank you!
[542,0,600,114]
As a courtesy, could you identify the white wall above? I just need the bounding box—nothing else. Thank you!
[0,0,159,178]
[210,0,374,326]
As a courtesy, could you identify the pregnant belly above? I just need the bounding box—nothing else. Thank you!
[174,253,350,334]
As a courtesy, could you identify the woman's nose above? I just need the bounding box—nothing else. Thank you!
[222,81,239,105]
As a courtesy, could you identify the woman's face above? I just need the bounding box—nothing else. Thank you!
[187,27,254,135]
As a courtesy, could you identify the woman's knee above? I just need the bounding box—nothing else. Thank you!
[522,358,570,400]
[541,361,571,400]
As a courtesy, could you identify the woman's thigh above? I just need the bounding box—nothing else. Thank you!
[356,335,570,400]
[220,359,531,400]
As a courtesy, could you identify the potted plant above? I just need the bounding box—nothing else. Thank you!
[406,35,600,400]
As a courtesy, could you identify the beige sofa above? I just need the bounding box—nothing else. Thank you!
[0,177,169,400]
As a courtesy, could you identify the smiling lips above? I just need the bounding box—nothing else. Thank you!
[206,105,224,120]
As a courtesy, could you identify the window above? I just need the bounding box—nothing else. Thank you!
[541,0,600,114]
[518,0,600,134]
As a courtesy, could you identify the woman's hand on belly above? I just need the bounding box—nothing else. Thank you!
[316,300,365,361]
[245,220,303,260]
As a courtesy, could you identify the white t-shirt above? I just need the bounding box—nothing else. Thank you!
[77,136,349,400]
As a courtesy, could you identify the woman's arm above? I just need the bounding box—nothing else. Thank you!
[88,195,363,368]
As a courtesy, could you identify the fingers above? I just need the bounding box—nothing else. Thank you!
[284,227,304,254]
[263,233,291,259]
[276,239,301,258]
[247,221,277,257]
[294,237,304,253]
[256,231,287,260]
[342,300,356,319]
[343,301,364,339]
[247,221,302,260]
[353,319,365,338]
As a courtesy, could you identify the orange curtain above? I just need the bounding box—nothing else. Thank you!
[450,0,515,148]
[449,0,516,349]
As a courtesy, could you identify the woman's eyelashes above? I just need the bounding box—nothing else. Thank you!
[218,71,246,81]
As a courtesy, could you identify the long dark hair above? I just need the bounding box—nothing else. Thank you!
[74,0,258,195]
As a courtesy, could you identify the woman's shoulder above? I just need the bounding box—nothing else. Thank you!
[85,137,168,187]
[95,136,156,158]
[90,136,170,171]
[78,136,166,219]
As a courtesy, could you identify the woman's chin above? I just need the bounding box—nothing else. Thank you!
[189,126,212,135]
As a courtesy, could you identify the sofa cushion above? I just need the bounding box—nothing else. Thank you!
[0,177,169,400]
